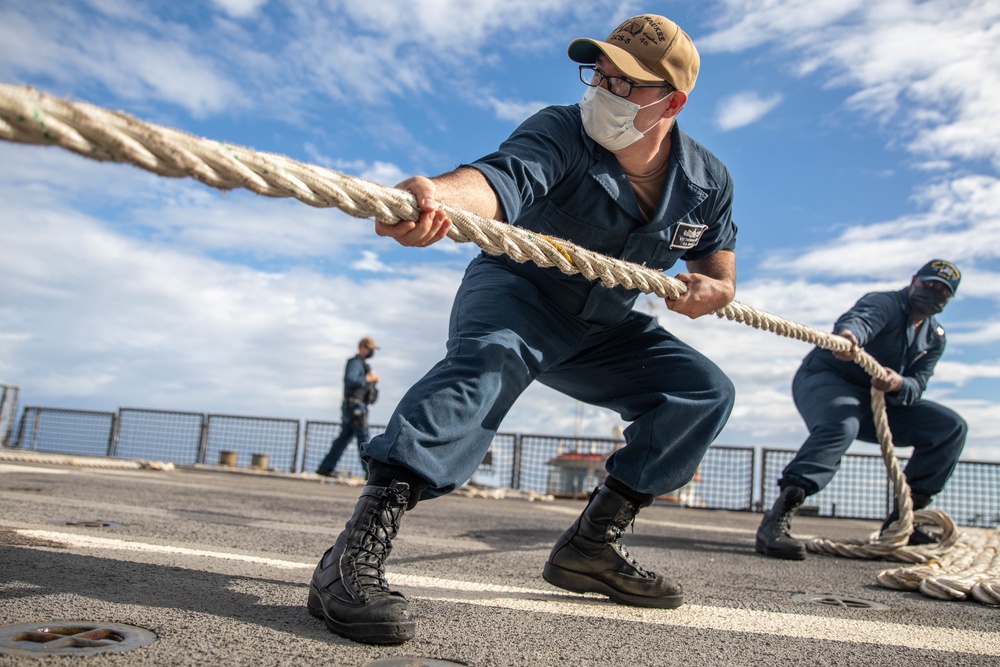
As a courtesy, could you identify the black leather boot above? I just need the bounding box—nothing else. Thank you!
[542,484,683,609]
[755,485,807,560]
[880,491,936,545]
[308,481,415,644]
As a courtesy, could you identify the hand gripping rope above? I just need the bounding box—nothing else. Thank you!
[0,83,996,605]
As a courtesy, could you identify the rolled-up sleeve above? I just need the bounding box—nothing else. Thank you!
[465,106,584,225]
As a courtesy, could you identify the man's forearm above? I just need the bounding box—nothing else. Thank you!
[686,249,736,300]
[430,167,505,222]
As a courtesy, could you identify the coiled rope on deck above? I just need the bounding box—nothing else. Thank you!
[1,83,996,604]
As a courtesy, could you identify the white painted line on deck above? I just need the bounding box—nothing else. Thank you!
[15,529,308,569]
[0,464,69,475]
[13,529,999,656]
[418,595,1000,656]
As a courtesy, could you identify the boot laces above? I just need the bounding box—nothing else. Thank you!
[776,512,793,538]
[775,492,802,538]
[353,502,403,591]
[610,511,652,578]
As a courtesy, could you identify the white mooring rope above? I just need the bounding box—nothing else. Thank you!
[0,82,996,604]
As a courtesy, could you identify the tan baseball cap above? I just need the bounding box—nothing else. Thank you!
[568,14,700,93]
[359,336,379,349]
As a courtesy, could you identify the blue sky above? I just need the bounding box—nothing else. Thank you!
[1,0,999,461]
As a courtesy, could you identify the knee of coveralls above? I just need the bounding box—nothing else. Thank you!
[604,347,736,498]
[363,332,538,499]
[780,367,867,496]
[364,262,581,499]
[888,400,968,497]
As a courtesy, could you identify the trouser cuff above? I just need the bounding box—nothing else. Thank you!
[604,475,655,507]
[366,461,430,509]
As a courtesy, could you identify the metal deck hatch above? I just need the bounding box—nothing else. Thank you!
[0,621,156,657]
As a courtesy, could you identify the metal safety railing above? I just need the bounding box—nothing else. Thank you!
[5,405,998,527]
[760,448,1000,528]
[0,384,19,448]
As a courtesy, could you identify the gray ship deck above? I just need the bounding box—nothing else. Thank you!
[1,453,997,666]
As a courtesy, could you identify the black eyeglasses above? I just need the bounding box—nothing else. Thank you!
[578,65,675,99]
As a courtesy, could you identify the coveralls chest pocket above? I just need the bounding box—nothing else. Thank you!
[621,216,708,270]
[537,200,609,251]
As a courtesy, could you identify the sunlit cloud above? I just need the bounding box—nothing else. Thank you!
[352,250,392,273]
[0,4,243,117]
[212,0,269,18]
[714,91,782,131]
[483,96,550,123]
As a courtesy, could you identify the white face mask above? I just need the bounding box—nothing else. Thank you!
[580,85,668,152]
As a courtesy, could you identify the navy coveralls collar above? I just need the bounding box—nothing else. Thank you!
[580,121,716,230]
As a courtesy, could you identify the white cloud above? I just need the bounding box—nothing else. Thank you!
[767,176,1000,296]
[329,0,581,56]
[0,140,467,421]
[0,4,243,117]
[357,161,409,188]
[127,191,375,259]
[935,360,1000,386]
[212,0,269,18]
[0,0,609,159]
[0,185,462,421]
[0,145,379,260]
[273,0,588,105]
[948,321,1000,346]
[714,91,782,131]
[109,35,245,117]
[701,0,1000,169]
[352,250,392,273]
[698,0,866,53]
[484,96,549,123]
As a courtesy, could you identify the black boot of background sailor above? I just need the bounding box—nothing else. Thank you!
[755,484,807,560]
[308,465,426,644]
[542,479,683,609]
[879,490,936,545]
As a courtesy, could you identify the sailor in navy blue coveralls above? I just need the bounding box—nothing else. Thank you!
[757,260,967,560]
[309,14,738,643]
[365,109,737,500]
[316,336,379,477]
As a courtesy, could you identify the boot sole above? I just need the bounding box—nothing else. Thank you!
[754,538,807,560]
[307,584,415,644]
[542,562,683,609]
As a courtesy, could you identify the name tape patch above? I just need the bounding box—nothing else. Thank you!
[670,221,707,250]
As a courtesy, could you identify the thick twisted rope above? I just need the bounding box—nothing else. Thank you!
[1,83,996,603]
[0,84,683,300]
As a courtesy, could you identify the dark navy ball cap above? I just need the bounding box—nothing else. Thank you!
[915,259,961,295]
